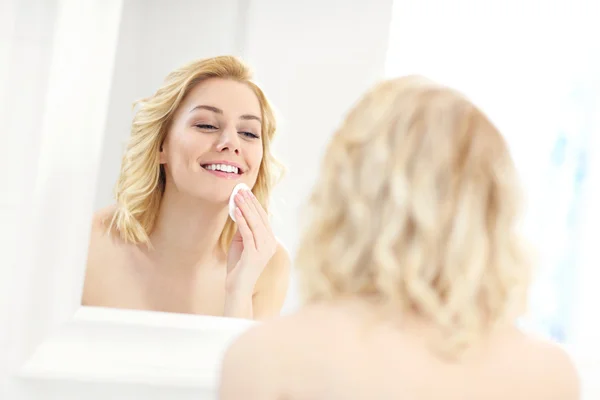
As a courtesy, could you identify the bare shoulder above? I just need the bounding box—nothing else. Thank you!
[90,205,118,236]
[252,239,292,319]
[82,205,125,305]
[87,204,122,253]
[218,320,286,399]
[253,238,292,294]
[232,304,337,351]
[219,304,366,399]
[220,306,338,385]
[222,320,281,359]
[521,332,581,400]
[265,239,292,280]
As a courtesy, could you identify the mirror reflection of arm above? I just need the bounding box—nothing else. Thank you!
[224,241,291,320]
[252,241,291,320]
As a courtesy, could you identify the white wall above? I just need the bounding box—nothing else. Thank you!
[0,0,58,382]
[0,0,57,280]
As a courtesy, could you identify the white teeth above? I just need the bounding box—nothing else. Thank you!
[204,164,239,174]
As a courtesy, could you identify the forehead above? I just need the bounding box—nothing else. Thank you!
[181,77,261,117]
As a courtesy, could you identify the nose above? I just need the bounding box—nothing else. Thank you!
[215,125,240,154]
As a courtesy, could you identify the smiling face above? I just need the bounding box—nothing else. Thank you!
[159,77,264,203]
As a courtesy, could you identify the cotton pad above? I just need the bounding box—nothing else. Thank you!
[229,183,250,222]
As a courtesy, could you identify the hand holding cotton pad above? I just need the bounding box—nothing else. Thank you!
[229,183,250,222]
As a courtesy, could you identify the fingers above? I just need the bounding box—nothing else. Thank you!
[233,189,277,263]
[235,192,261,230]
[234,189,273,244]
[235,191,265,238]
[243,190,270,227]
[234,208,256,250]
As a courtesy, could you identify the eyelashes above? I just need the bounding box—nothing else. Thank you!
[194,124,260,139]
[241,132,260,139]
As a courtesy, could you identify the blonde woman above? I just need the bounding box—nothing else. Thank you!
[82,56,290,320]
[218,76,580,399]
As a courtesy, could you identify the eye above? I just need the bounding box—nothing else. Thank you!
[240,131,260,139]
[195,124,217,130]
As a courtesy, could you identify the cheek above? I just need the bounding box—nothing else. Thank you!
[167,131,211,166]
[243,143,264,184]
[248,143,264,171]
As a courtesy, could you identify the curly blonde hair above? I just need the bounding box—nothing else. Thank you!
[109,55,283,252]
[296,76,531,356]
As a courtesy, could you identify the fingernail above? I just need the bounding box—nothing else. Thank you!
[244,190,252,199]
[236,193,244,202]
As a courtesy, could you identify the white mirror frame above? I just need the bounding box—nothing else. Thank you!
[7,0,255,394]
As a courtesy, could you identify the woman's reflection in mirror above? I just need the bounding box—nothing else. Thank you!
[82,56,290,320]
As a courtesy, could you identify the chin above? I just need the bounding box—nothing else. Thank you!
[198,188,234,204]
[191,181,239,204]
[178,171,256,204]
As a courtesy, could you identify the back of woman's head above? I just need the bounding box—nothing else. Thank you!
[296,75,531,355]
[110,55,282,251]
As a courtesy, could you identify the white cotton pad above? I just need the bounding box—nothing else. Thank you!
[229,183,250,222]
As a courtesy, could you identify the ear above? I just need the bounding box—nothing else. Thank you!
[159,142,167,164]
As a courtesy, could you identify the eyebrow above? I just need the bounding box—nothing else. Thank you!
[189,105,261,123]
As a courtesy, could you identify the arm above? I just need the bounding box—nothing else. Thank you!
[252,241,291,319]
[223,286,253,319]
[223,241,291,319]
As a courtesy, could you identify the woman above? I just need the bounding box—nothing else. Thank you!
[82,56,291,320]
[218,76,580,398]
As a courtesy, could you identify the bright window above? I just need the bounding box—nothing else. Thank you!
[384,0,600,344]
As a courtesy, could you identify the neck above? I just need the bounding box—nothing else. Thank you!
[147,187,229,268]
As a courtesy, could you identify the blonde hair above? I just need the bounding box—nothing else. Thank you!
[110,55,283,252]
[296,76,531,356]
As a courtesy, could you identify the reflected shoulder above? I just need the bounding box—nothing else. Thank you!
[256,239,291,291]
[91,204,118,233]
[251,239,292,319]
[89,204,127,248]
[270,239,292,277]
[82,205,120,306]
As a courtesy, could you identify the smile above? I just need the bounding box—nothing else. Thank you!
[202,163,243,176]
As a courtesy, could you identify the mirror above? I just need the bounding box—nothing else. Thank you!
[79,0,392,320]
[66,0,599,342]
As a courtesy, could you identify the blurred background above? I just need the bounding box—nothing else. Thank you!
[385,0,600,352]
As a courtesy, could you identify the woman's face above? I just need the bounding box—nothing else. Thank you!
[160,78,264,203]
